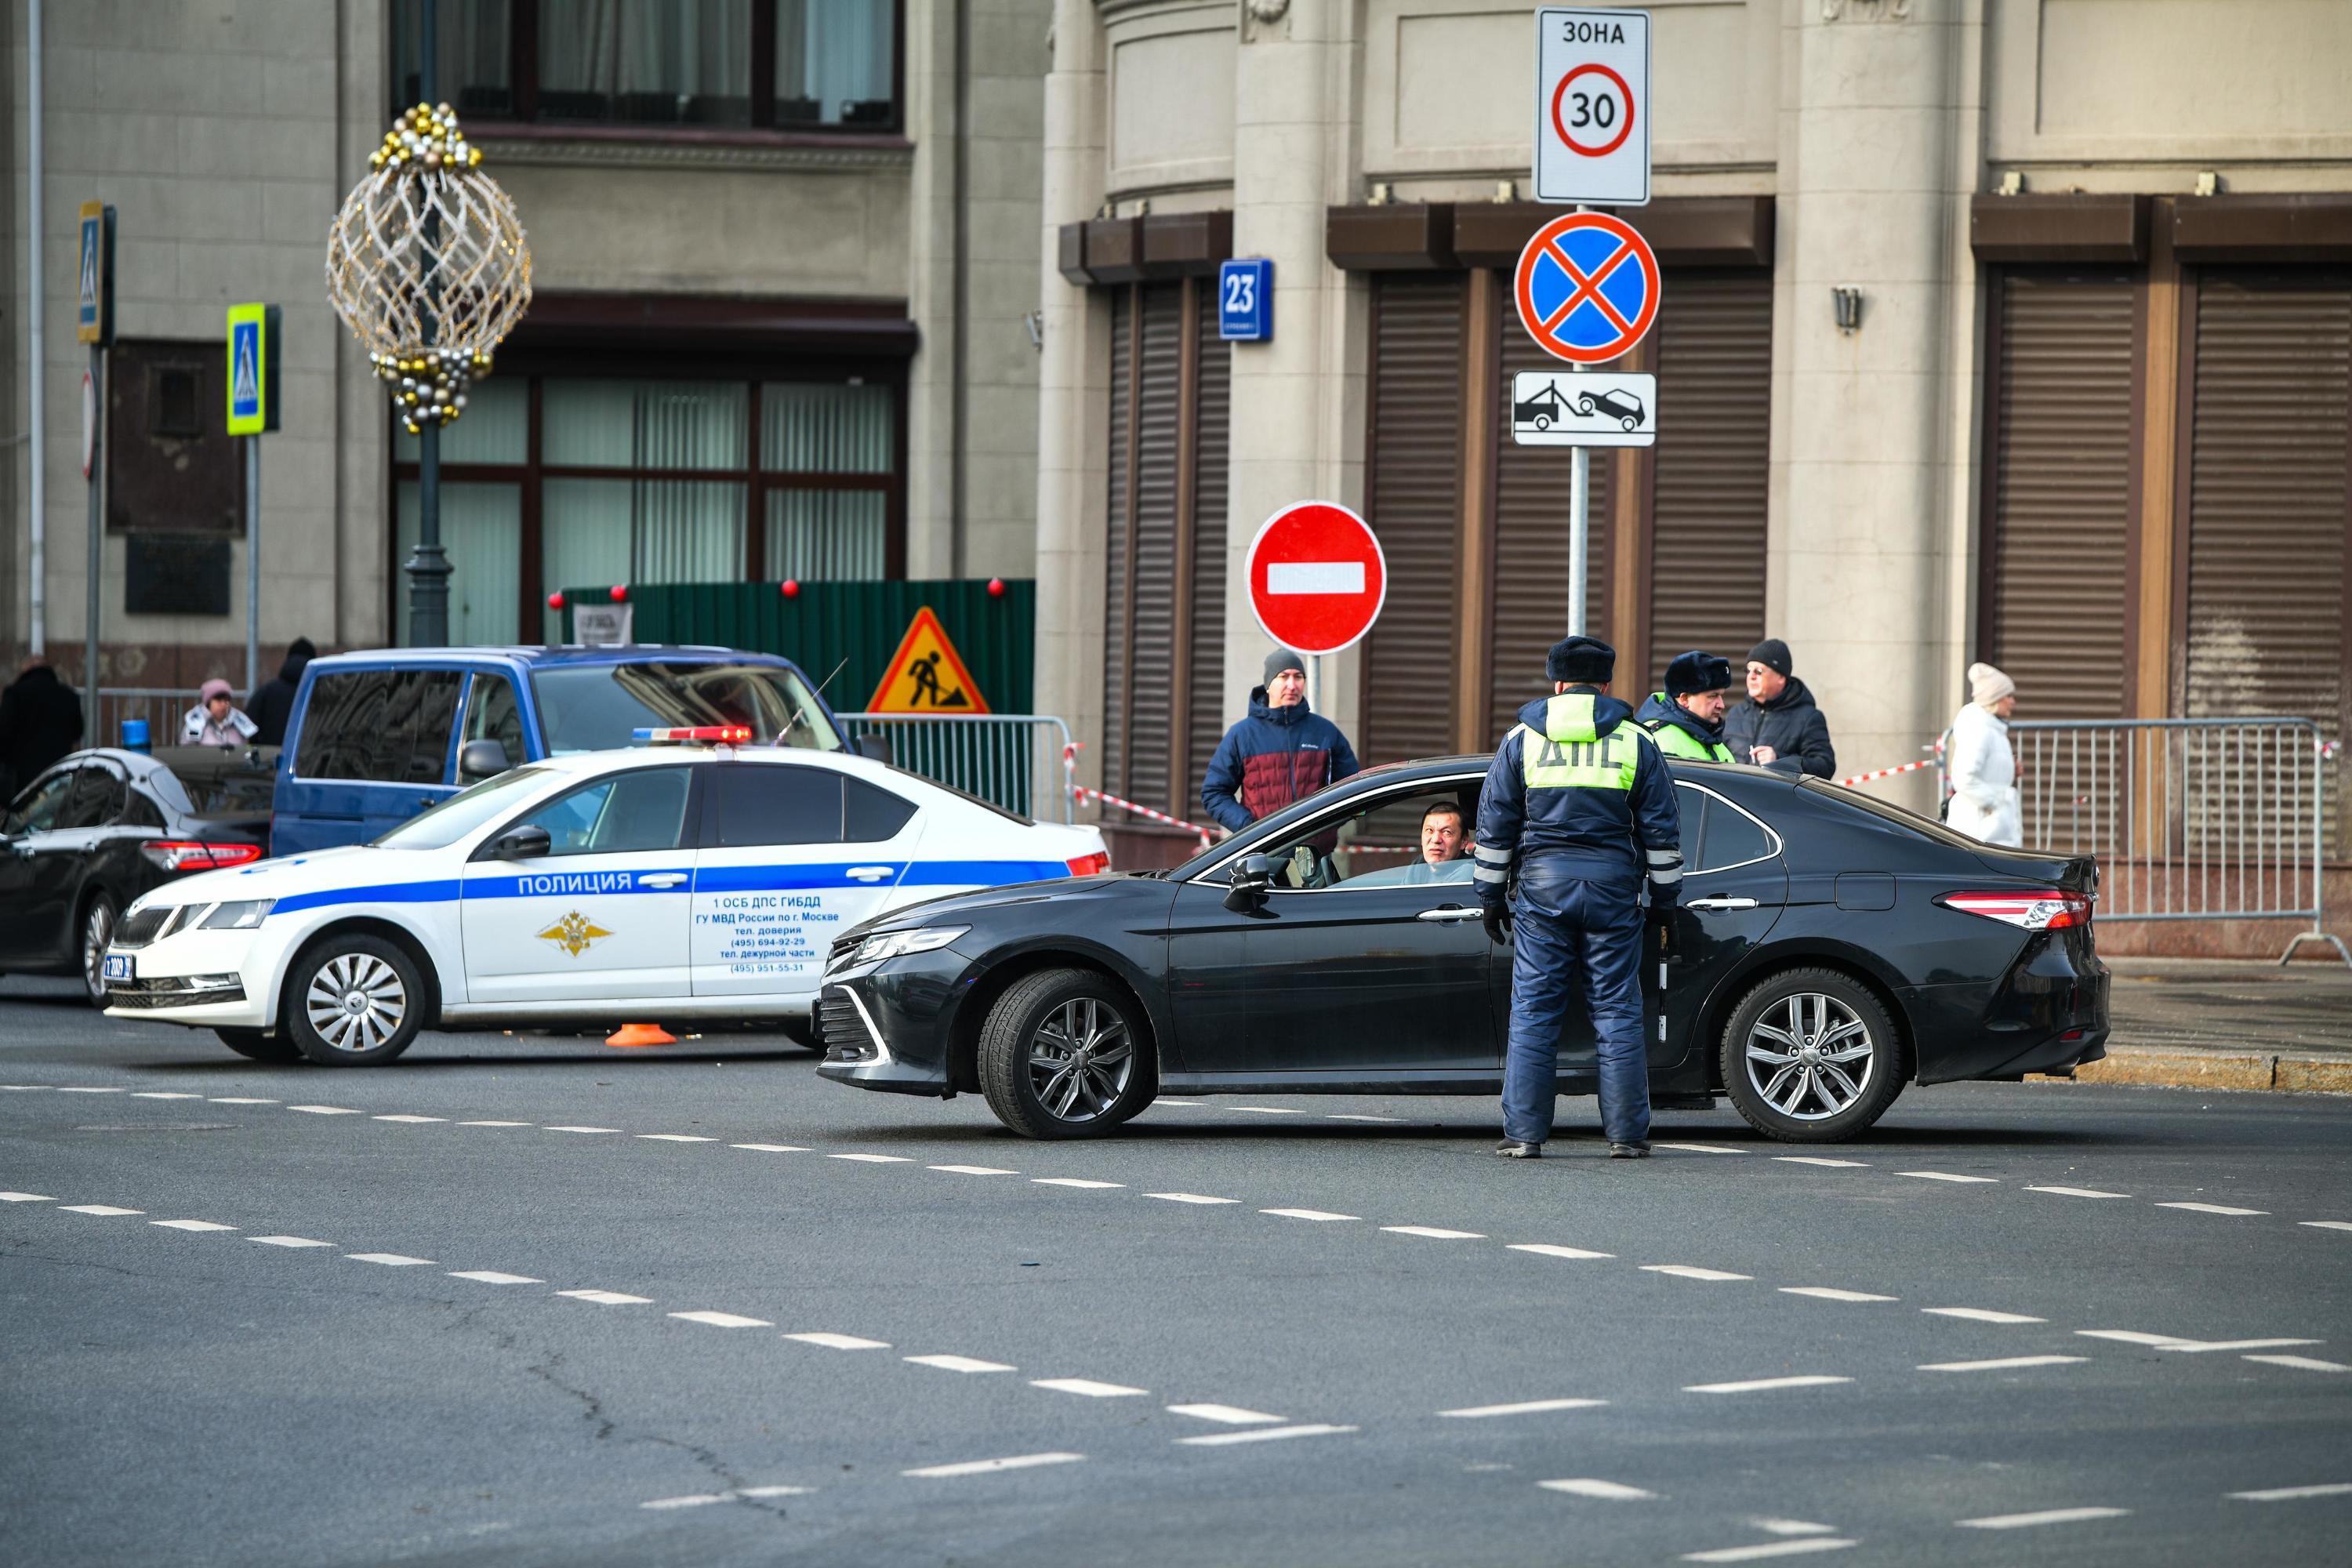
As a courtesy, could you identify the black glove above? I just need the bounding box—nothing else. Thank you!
[1481,902,1513,946]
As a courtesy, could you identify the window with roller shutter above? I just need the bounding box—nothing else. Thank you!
[1186,304,1232,808]
[1980,270,2138,719]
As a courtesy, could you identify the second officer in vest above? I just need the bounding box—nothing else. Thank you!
[1475,635,1682,1159]
[1634,651,1737,762]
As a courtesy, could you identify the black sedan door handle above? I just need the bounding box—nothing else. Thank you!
[1416,906,1483,922]
[1685,896,1759,911]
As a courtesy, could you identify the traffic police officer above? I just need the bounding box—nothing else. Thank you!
[1633,651,1737,762]
[1475,635,1682,1159]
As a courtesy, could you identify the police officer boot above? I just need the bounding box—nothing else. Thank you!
[1495,1138,1543,1159]
[1608,1141,1651,1159]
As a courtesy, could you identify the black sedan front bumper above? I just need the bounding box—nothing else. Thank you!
[812,947,971,1098]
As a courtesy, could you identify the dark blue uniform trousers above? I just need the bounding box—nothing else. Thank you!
[1501,860,1652,1147]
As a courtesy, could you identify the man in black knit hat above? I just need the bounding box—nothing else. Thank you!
[1723,637,1836,779]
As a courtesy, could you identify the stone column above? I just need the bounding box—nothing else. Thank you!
[1770,0,1966,798]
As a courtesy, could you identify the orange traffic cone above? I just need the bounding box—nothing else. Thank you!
[605,1022,677,1048]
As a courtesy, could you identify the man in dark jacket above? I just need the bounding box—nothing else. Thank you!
[1722,638,1836,779]
[1634,651,1737,762]
[0,659,85,800]
[1200,648,1361,833]
[249,637,315,747]
[1475,635,1681,1160]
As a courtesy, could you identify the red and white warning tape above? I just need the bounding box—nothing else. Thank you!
[1064,745,1217,848]
[1838,757,1938,788]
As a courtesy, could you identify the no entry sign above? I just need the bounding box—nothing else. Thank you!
[1514,211,1661,365]
[1247,501,1388,656]
[1534,8,1651,205]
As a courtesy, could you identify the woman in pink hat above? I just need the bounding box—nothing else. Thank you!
[181,677,259,747]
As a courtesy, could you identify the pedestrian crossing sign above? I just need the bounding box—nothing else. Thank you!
[225,303,280,434]
[868,606,991,714]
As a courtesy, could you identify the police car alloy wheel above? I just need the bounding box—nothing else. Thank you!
[977,968,1156,1139]
[285,935,426,1067]
[1719,967,1905,1144]
[79,895,118,1009]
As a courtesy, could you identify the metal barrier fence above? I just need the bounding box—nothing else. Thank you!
[837,713,1074,823]
[1940,717,2347,966]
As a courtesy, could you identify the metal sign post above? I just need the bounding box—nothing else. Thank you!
[227,303,281,699]
[78,201,114,739]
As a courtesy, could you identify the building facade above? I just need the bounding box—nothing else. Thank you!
[4,0,1047,696]
[1034,0,2352,871]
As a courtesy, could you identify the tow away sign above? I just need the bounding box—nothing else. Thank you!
[1510,370,1657,448]
[1535,8,1650,206]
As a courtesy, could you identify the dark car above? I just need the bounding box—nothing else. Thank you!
[815,757,2110,1143]
[0,746,272,1006]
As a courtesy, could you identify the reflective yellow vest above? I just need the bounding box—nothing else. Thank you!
[1639,694,1737,763]
[1519,693,1651,792]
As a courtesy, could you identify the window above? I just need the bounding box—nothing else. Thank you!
[121,792,166,831]
[530,662,842,753]
[151,366,201,438]
[392,0,900,135]
[517,767,695,855]
[1248,783,1483,892]
[844,777,916,841]
[463,673,528,770]
[6,770,77,833]
[1679,785,1776,873]
[391,374,902,644]
[380,766,554,849]
[58,767,127,830]
[107,340,239,533]
[293,670,465,784]
[709,764,844,847]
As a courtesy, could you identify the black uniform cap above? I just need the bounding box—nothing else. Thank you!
[1664,651,1733,697]
[1547,635,1616,685]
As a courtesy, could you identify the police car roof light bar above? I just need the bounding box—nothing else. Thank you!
[633,725,753,746]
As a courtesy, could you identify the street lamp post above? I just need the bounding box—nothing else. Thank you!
[325,5,531,647]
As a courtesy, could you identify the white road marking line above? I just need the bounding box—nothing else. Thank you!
[2156,1338,2322,1353]
[2026,1185,2130,1199]
[1656,1142,1746,1155]
[2300,1221,2352,1232]
[373,1114,446,1123]
[1228,1106,1303,1115]
[1442,1398,1606,1418]
[1537,1478,1655,1500]
[1262,1207,1359,1222]
[208,1098,278,1104]
[1918,1356,2087,1373]
[2245,1354,2351,1373]
[559,1289,653,1305]
[286,1105,362,1114]
[829,1152,911,1163]
[129,1091,203,1099]
[1956,1507,2129,1530]
[1642,1265,1752,1282]
[1897,1171,1997,1184]
[0,1192,56,1202]
[1753,1519,1839,1537]
[1154,1099,1207,1105]
[1682,1542,1857,1563]
[1773,1156,1867,1167]
[543,1125,622,1134]
[1145,1192,1239,1205]
[731,1143,808,1152]
[2077,1330,2200,1348]
[1176,1424,1356,1446]
[347,1253,435,1266]
[670,1311,773,1328]
[1167,1403,1284,1425]
[641,1485,812,1509]
[786,1332,890,1350]
[905,1354,1015,1374]
[0,1083,52,1090]
[904,1452,1084,1479]
[151,1219,237,1232]
[458,1120,532,1127]
[928,1164,1017,1175]
[1031,1378,1148,1398]
[1780,1287,1898,1303]
[2230,1483,2352,1501]
[637,1134,715,1143]
[735,1485,807,1499]
[448,1271,542,1284]
[249,1236,334,1248]
[1923,1307,2045,1324]
[1033,1178,1123,1189]
[2157,1201,2267,1216]
[1684,1376,1852,1395]
[60,1204,142,1215]
[1382,1225,1485,1240]
[1327,1113,1406,1122]
[1509,1243,1614,1260]
[55,1087,126,1094]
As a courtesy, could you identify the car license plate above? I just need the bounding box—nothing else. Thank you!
[101,953,133,984]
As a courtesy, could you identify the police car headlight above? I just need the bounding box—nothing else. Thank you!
[853,926,969,965]
[198,899,274,931]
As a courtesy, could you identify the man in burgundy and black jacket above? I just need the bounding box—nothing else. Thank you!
[1200,648,1362,833]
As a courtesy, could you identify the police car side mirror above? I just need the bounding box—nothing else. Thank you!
[458,739,512,783]
[1224,853,1273,913]
[488,824,551,861]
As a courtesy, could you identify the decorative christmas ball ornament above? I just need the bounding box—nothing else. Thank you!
[608,584,628,603]
[781,579,800,598]
[546,591,566,611]
[986,577,1006,597]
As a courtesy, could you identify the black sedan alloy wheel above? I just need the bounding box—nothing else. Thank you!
[79,895,118,1009]
[1719,967,1904,1143]
[978,968,1156,1138]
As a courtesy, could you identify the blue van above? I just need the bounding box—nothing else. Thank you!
[271,647,848,855]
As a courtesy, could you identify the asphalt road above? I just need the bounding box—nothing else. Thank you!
[4,975,2349,1567]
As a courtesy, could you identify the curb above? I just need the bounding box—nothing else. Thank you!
[2053,1051,2352,1094]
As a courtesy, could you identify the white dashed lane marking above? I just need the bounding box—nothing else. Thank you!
[1033,1178,1122,1189]
[641,1485,811,1509]
[285,1105,361,1114]
[543,1125,622,1134]
[151,1219,236,1232]
[2244,1354,2350,1374]
[374,1115,445,1123]
[54,1087,125,1094]
[249,1236,334,1248]
[1682,1542,1857,1563]
[0,1192,56,1202]
[1656,1143,1745,1156]
[2155,1338,2321,1353]
[559,1289,653,1305]
[458,1120,532,1127]
[60,1205,142,1216]
[1537,1478,1654,1500]
[2026,1185,2130,1199]
[2303,1221,2352,1232]
[829,1153,910,1164]
[670,1311,772,1328]
[904,1452,1083,1479]
[1509,1243,1613,1260]
[2230,1483,2352,1501]
[2158,1202,2267,1216]
[1781,1287,1897,1303]
[1381,1225,1484,1240]
[347,1253,435,1266]
[1145,1192,1239,1205]
[1176,1424,1356,1446]
[928,1164,1016,1176]
[208,1098,278,1105]
[786,1332,888,1350]
[906,1354,1015,1374]
[1684,1376,1852,1395]
[1918,1356,2086,1374]
[1956,1507,2129,1530]
[1228,1106,1302,1116]
[2078,1330,2198,1348]
[1773,1156,1867,1168]
[130,1092,203,1100]
[1327,1113,1405,1123]
[449,1270,543,1284]
[1261,1208,1359,1222]
[1031,1378,1148,1398]
[1642,1265,1751,1282]
[638,1134,715,1143]
[1166,1403,1283,1425]
[1922,1307,2045,1324]
[1897,1171,1998,1184]
[731,1143,808,1152]
[1440,1398,1606,1418]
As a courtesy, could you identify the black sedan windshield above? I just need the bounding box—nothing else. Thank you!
[531,662,843,755]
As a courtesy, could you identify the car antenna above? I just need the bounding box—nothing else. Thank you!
[811,656,851,699]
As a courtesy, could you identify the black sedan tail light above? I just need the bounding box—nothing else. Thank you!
[141,840,265,874]
[1936,889,2092,931]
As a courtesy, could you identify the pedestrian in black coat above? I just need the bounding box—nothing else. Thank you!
[1722,638,1837,779]
[249,637,316,747]
[0,660,85,800]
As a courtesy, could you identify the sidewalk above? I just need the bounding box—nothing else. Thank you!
[2074,956,2352,1093]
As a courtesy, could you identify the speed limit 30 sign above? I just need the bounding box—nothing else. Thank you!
[1534,8,1650,206]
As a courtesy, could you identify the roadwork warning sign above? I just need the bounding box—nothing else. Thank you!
[868,606,991,714]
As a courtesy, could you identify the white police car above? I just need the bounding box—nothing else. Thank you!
[100,728,1111,1065]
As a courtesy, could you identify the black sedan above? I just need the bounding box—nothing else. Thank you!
[0,746,272,1006]
[815,757,2110,1143]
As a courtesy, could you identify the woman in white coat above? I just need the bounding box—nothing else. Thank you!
[1946,662,2020,846]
